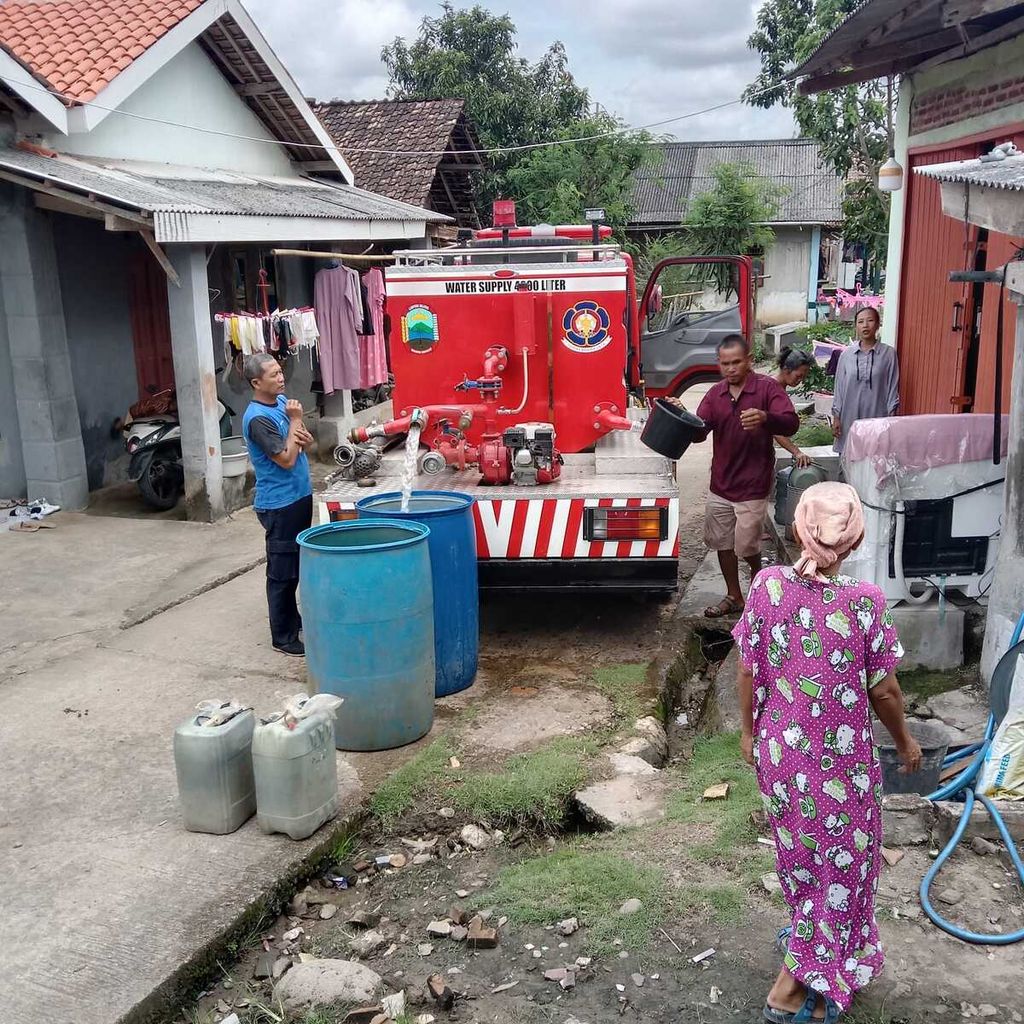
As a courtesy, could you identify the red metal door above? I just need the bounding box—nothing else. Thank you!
[899,143,980,415]
[128,247,175,399]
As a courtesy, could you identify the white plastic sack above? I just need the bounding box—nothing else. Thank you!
[194,699,248,727]
[979,709,1024,800]
[279,692,344,729]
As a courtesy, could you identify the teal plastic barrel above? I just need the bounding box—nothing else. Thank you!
[297,520,435,751]
[355,491,478,697]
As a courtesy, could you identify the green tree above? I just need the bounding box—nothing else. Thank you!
[381,3,590,210]
[745,0,892,263]
[505,112,653,234]
[683,161,784,294]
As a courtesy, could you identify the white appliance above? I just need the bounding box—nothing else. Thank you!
[843,415,1007,605]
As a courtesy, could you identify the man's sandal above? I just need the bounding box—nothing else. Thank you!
[704,596,744,618]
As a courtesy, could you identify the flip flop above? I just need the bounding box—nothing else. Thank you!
[775,926,792,953]
[763,991,839,1024]
[704,596,744,618]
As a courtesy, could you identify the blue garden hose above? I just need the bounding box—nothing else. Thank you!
[920,611,1024,944]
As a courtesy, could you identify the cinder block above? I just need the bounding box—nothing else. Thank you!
[891,605,965,671]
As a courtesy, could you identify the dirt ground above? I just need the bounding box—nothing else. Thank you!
[182,437,1024,1024]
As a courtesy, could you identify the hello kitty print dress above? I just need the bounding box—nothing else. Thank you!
[732,565,904,1009]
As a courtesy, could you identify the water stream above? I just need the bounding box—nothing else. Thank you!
[400,424,422,513]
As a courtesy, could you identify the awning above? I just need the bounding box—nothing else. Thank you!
[915,149,1024,235]
[0,147,450,243]
[790,0,1024,94]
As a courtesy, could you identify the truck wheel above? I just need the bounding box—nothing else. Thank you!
[138,452,183,510]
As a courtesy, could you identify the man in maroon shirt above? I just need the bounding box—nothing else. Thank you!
[685,335,799,617]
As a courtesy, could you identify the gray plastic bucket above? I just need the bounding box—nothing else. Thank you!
[873,719,948,797]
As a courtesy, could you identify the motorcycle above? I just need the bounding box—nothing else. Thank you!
[115,391,234,511]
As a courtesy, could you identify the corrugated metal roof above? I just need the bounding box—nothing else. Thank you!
[0,147,448,220]
[916,153,1024,191]
[630,139,843,227]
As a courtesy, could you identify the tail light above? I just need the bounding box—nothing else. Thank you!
[584,506,667,542]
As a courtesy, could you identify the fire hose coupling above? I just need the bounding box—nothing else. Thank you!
[593,403,634,432]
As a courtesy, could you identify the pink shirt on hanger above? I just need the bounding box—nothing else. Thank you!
[358,267,388,389]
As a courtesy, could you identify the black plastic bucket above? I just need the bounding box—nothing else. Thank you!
[873,719,948,797]
[640,399,707,459]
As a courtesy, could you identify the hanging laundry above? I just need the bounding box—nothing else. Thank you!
[314,265,362,394]
[358,267,388,389]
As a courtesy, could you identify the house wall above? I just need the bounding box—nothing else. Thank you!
[880,36,1024,411]
[52,216,139,489]
[53,43,294,177]
[759,226,814,326]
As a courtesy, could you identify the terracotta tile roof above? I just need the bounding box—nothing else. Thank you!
[0,0,206,103]
[313,98,479,208]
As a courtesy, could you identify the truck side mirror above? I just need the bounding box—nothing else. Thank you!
[647,284,663,319]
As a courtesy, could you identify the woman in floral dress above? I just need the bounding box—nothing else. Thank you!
[732,482,921,1023]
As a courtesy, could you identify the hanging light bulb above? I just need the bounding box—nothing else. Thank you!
[878,154,904,192]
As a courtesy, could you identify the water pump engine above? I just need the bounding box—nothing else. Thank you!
[480,422,561,486]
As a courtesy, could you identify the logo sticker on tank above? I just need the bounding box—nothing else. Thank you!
[401,304,439,354]
[561,301,611,353]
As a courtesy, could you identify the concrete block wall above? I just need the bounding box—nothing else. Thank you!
[0,184,88,508]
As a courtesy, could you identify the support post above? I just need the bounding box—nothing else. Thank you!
[166,244,223,522]
[807,225,822,325]
[981,261,1024,683]
[0,183,89,508]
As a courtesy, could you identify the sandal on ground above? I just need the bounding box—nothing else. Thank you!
[704,596,744,618]
[763,991,839,1024]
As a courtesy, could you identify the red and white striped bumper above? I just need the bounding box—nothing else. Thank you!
[321,495,679,561]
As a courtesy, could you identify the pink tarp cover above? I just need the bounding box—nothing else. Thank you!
[843,414,1009,481]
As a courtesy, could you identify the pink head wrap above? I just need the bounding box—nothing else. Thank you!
[792,482,865,580]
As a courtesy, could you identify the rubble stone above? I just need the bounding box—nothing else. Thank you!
[619,898,643,915]
[460,824,491,850]
[275,959,383,1012]
[349,930,388,958]
[882,794,935,846]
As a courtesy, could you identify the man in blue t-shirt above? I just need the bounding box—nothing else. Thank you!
[242,353,314,657]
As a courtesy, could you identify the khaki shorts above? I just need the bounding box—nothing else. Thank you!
[703,492,768,559]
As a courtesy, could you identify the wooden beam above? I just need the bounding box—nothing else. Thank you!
[942,0,1024,27]
[300,160,341,172]
[917,9,1024,69]
[799,60,906,94]
[140,230,181,288]
[234,82,282,97]
[270,248,395,262]
[0,169,153,226]
[34,193,104,220]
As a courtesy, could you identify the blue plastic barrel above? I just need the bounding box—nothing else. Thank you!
[355,491,478,697]
[297,520,435,751]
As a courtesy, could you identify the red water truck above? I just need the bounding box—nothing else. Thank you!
[321,203,754,593]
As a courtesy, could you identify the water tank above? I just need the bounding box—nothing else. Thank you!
[173,707,256,834]
[298,520,435,750]
[252,708,339,840]
[355,491,478,697]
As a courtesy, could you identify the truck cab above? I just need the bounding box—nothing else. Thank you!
[638,254,756,399]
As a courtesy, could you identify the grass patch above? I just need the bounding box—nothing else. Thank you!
[677,883,748,924]
[667,732,764,873]
[369,736,453,826]
[592,662,649,721]
[487,847,669,954]
[791,420,834,448]
[898,665,975,701]
[454,737,592,828]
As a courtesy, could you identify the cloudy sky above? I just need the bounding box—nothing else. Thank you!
[244,0,797,142]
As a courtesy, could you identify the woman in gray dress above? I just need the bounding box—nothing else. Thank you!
[831,308,900,454]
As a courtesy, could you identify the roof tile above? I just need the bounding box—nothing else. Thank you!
[0,0,206,102]
[313,98,480,208]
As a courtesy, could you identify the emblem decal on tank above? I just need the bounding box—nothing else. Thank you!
[401,304,439,354]
[561,300,611,353]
